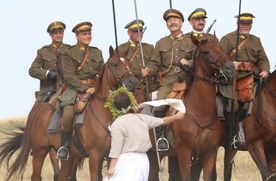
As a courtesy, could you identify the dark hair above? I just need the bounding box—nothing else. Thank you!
[114,92,131,110]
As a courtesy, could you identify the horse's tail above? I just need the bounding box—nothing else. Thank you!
[0,103,44,181]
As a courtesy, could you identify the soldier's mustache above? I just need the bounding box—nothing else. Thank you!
[169,24,177,27]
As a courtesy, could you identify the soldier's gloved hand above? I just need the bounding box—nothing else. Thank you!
[47,70,57,79]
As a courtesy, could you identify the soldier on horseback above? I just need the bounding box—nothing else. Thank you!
[141,8,191,151]
[56,21,104,160]
[29,21,70,103]
[217,13,270,149]
[116,19,158,102]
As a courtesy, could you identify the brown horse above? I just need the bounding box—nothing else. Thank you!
[147,33,235,181]
[245,70,276,180]
[223,70,276,181]
[0,46,137,181]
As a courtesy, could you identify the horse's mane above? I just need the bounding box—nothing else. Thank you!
[94,62,106,93]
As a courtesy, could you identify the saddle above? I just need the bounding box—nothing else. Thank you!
[167,80,188,99]
[162,80,188,150]
[74,93,92,113]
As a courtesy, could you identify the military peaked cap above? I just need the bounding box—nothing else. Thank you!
[72,21,92,33]
[47,21,66,33]
[188,8,207,21]
[235,13,255,23]
[125,19,144,30]
[163,8,184,22]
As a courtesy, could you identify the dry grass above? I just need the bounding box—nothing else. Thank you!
[0,117,261,181]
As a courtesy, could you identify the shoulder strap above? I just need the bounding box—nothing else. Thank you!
[228,36,249,58]
[129,47,140,63]
[76,49,90,73]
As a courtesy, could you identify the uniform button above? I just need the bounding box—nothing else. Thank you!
[89,67,92,69]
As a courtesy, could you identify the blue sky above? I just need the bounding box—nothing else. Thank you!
[0,0,275,119]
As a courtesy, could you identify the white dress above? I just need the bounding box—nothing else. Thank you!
[106,152,149,181]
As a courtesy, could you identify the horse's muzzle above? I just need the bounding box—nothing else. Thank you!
[124,76,138,92]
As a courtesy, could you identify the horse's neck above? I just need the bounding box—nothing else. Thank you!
[185,71,217,115]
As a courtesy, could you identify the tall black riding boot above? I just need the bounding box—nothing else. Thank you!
[56,131,71,160]
[154,110,169,151]
[226,112,245,150]
[38,85,57,102]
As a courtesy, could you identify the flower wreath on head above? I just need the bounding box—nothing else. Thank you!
[104,86,138,121]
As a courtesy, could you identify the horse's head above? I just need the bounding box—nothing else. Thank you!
[98,46,137,92]
[191,32,235,83]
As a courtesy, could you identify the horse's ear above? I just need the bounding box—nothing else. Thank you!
[209,31,217,43]
[191,34,200,46]
[109,45,114,58]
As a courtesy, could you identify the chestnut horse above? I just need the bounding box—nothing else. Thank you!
[222,70,276,181]
[0,46,137,181]
[148,33,235,181]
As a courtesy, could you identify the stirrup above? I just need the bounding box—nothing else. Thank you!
[157,137,169,152]
[231,135,245,150]
[56,146,69,160]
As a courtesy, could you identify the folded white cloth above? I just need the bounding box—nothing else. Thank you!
[138,98,186,113]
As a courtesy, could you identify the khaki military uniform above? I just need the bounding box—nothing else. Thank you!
[218,31,270,111]
[117,41,155,89]
[148,34,190,109]
[59,43,104,107]
[29,43,70,100]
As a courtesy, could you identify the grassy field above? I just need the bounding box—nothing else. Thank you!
[0,116,261,181]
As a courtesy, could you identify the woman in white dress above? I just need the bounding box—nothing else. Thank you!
[104,86,184,181]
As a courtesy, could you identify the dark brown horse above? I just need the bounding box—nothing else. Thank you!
[0,46,137,181]
[148,33,235,181]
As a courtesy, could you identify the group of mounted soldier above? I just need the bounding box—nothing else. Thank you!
[28,6,271,180]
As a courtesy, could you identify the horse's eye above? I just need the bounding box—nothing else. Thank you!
[114,63,119,67]
[204,50,210,55]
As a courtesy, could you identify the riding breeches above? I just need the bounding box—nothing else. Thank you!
[61,105,75,133]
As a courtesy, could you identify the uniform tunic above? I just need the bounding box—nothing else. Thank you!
[147,34,190,107]
[29,43,70,100]
[117,41,154,89]
[218,31,270,111]
[59,43,104,107]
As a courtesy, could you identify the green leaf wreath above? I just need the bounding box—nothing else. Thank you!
[104,86,138,121]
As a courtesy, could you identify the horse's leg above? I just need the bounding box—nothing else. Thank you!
[59,158,75,181]
[69,158,84,181]
[247,142,273,180]
[88,153,103,181]
[266,149,276,181]
[177,148,192,181]
[147,150,160,181]
[191,161,202,181]
[32,148,50,181]
[49,148,60,181]
[202,152,218,181]
[168,156,181,181]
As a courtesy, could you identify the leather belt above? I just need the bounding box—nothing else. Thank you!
[163,66,181,78]
[81,78,96,85]
[237,62,255,71]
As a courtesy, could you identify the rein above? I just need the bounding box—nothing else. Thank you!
[255,76,276,125]
[88,55,133,135]
[106,58,131,91]
[190,47,227,83]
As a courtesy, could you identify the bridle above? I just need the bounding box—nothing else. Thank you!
[93,55,132,100]
[191,45,229,83]
[106,55,131,90]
